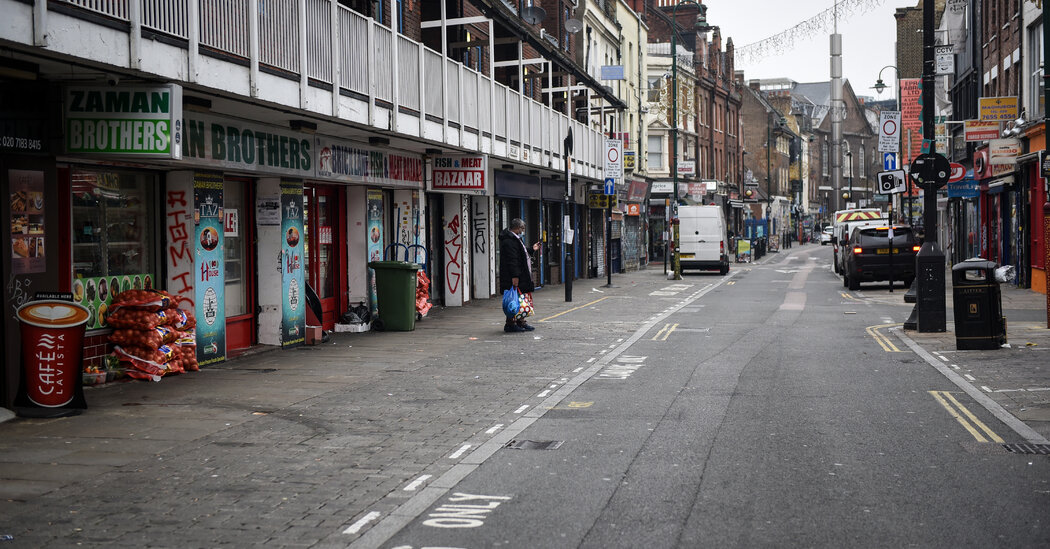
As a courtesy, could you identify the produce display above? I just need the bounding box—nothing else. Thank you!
[105,289,198,382]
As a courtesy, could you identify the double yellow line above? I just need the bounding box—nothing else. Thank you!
[929,391,1004,443]
[652,323,678,341]
[867,323,903,352]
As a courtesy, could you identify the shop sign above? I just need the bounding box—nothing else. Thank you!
[651,182,673,194]
[430,155,488,194]
[964,119,999,142]
[9,170,46,274]
[224,208,239,237]
[626,203,641,216]
[688,183,705,196]
[989,138,1020,165]
[66,84,183,158]
[256,196,281,226]
[316,136,423,189]
[366,189,384,316]
[947,177,978,199]
[194,172,226,365]
[624,150,636,171]
[587,192,618,209]
[2,82,49,153]
[626,179,649,202]
[677,161,695,176]
[979,96,1019,122]
[183,113,310,176]
[281,180,306,348]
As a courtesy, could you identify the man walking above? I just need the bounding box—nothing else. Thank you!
[499,218,539,332]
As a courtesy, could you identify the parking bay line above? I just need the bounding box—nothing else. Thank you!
[345,270,738,548]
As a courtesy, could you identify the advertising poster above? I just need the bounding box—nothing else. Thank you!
[281,180,305,347]
[366,189,384,316]
[194,172,226,365]
[9,170,46,274]
[900,79,923,165]
[71,273,154,331]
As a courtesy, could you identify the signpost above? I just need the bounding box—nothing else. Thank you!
[935,45,955,75]
[883,152,899,171]
[878,111,901,153]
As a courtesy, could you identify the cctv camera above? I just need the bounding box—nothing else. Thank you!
[106,74,120,86]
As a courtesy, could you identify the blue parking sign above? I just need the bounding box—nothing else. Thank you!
[883,152,898,171]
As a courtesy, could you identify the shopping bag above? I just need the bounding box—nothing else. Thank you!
[514,292,534,321]
[502,287,520,317]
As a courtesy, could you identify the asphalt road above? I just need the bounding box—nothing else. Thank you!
[364,245,1050,549]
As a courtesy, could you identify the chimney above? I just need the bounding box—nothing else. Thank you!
[749,80,762,92]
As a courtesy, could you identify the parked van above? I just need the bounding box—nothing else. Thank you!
[831,208,887,274]
[677,205,729,275]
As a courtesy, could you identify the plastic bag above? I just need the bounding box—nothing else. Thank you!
[109,290,173,313]
[994,265,1015,283]
[502,287,520,317]
[514,292,534,321]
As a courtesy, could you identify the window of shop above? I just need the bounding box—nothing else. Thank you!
[70,168,158,330]
[224,179,249,317]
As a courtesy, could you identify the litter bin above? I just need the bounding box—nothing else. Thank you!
[951,258,1006,350]
[368,261,421,331]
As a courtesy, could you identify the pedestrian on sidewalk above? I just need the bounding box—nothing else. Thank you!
[499,218,539,332]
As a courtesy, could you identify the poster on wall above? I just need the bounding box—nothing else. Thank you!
[9,170,45,274]
[281,180,306,347]
[366,189,384,316]
[194,171,226,366]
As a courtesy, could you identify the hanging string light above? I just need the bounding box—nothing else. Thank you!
[735,0,887,66]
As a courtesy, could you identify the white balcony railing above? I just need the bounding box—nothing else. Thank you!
[47,0,601,175]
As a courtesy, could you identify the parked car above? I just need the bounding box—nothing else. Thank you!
[819,226,834,245]
[677,205,729,275]
[842,225,919,291]
[831,209,888,274]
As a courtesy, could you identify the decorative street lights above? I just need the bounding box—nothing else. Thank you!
[670,0,710,280]
[873,65,903,225]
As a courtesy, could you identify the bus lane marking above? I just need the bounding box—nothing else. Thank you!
[422,493,512,529]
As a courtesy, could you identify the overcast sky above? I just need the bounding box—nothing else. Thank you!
[702,0,902,102]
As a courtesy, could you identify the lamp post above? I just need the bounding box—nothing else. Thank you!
[873,65,902,224]
[1043,1,1050,328]
[670,0,710,280]
[846,149,853,207]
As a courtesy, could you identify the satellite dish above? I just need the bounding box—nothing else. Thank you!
[565,18,583,33]
[521,5,546,25]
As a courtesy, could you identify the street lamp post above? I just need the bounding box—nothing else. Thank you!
[873,65,902,223]
[669,0,709,280]
[1043,1,1050,328]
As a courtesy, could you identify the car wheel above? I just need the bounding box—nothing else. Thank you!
[903,277,915,288]
[720,264,729,275]
[842,274,849,287]
[848,275,860,291]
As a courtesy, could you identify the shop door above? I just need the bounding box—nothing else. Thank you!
[304,185,344,330]
[224,178,256,352]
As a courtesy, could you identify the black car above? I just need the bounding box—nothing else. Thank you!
[842,225,919,291]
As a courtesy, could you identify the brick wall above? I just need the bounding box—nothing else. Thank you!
[81,332,111,375]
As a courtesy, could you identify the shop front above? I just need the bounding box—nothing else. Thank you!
[429,154,491,305]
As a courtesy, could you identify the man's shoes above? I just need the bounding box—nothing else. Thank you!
[504,323,525,333]
[517,322,535,331]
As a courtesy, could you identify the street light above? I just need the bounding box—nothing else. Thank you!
[873,65,902,222]
[670,0,710,280]
[845,149,853,207]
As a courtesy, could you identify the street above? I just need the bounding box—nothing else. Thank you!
[2,244,1049,548]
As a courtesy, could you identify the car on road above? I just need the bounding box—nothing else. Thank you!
[842,225,919,290]
[819,226,834,245]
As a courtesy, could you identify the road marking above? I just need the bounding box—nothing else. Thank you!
[537,296,611,322]
[964,374,976,381]
[651,323,678,341]
[929,390,1005,443]
[485,424,503,434]
[586,357,596,363]
[567,401,593,408]
[981,385,993,392]
[727,281,736,285]
[344,511,382,534]
[513,405,529,414]
[841,292,861,301]
[866,324,903,352]
[422,493,512,529]
[403,475,433,491]
[449,444,472,459]
[537,389,551,398]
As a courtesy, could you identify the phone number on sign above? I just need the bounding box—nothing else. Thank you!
[2,135,43,151]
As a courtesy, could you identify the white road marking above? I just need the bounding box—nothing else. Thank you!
[449,445,472,459]
[964,374,976,381]
[343,511,381,534]
[573,367,584,372]
[537,390,551,398]
[586,358,596,363]
[981,386,993,393]
[514,405,529,414]
[403,475,432,491]
[485,424,504,434]
[951,364,960,369]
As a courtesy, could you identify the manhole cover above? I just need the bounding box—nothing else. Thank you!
[505,440,563,451]
[1002,443,1050,455]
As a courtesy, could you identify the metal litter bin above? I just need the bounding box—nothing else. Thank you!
[951,258,1006,350]
[368,261,421,331]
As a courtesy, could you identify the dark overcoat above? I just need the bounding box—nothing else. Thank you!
[498,228,535,293]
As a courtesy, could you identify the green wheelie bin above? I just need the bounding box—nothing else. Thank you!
[368,261,421,331]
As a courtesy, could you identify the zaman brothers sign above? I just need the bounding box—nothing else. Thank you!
[65,85,183,158]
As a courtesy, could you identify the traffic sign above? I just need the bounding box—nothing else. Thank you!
[935,45,955,75]
[603,178,615,195]
[603,139,623,180]
[878,111,901,153]
[909,152,951,189]
[883,152,898,171]
[877,170,907,194]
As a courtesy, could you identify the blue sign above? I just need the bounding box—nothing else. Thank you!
[604,178,615,195]
[947,175,978,199]
[883,152,898,171]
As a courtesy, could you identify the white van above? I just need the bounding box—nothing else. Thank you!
[677,205,729,275]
